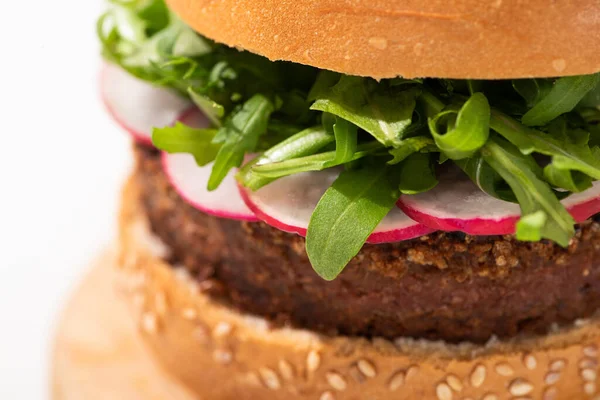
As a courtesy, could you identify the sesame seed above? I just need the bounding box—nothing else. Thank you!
[406,365,419,380]
[213,349,233,365]
[585,382,597,395]
[436,382,453,400]
[326,372,347,391]
[357,359,377,378]
[494,362,514,376]
[181,308,197,320]
[482,394,498,400]
[552,59,567,73]
[509,378,534,396]
[543,387,558,400]
[582,368,597,382]
[306,350,321,372]
[154,292,167,316]
[584,345,599,358]
[446,374,463,392]
[259,368,281,390]
[368,37,388,50]
[523,354,537,370]
[141,312,158,334]
[213,322,233,338]
[545,371,561,385]
[388,371,405,391]
[470,364,486,388]
[278,360,294,381]
[549,359,566,371]
[320,391,335,400]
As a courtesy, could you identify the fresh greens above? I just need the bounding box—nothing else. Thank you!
[306,163,401,280]
[208,94,274,190]
[521,74,600,126]
[99,0,600,279]
[428,92,490,160]
[152,123,220,166]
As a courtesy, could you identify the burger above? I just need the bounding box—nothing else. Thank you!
[92,0,600,398]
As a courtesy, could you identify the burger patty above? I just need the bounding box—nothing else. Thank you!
[134,144,600,343]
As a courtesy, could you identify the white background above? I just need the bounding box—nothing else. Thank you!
[0,0,129,397]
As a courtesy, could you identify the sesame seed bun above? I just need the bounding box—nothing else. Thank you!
[110,176,600,400]
[165,0,600,79]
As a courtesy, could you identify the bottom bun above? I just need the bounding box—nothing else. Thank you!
[51,249,197,400]
[118,177,600,400]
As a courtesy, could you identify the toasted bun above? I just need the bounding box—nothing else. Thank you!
[116,176,600,399]
[165,0,600,79]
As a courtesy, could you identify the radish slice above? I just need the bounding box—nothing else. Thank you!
[163,152,258,221]
[161,110,258,222]
[398,167,600,235]
[101,63,191,145]
[239,169,434,243]
[397,167,521,235]
[563,181,600,222]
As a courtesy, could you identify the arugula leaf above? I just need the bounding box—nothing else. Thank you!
[397,153,438,194]
[238,126,334,190]
[491,110,600,181]
[428,93,490,160]
[208,94,274,190]
[456,155,515,202]
[512,79,552,108]
[521,74,600,126]
[481,137,575,246]
[579,78,600,108]
[543,165,593,193]
[188,88,224,126]
[152,123,220,166]
[250,142,383,178]
[306,163,400,280]
[310,76,420,146]
[516,211,548,242]
[388,136,436,165]
[332,118,358,164]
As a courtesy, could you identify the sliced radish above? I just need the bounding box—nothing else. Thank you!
[398,167,600,235]
[163,152,258,221]
[562,181,600,222]
[398,167,521,235]
[101,63,191,145]
[239,169,434,243]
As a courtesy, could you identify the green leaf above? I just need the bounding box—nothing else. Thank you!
[516,211,548,242]
[208,94,274,190]
[310,76,420,146]
[512,79,552,108]
[428,93,490,160]
[491,110,600,180]
[250,142,383,179]
[238,126,334,190]
[188,88,225,127]
[387,136,436,165]
[456,155,516,202]
[578,78,600,108]
[521,74,600,126]
[332,118,358,164]
[397,153,438,195]
[306,163,400,280]
[152,122,220,166]
[481,137,575,246]
[543,166,593,193]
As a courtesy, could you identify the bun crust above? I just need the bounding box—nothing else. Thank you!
[165,0,600,79]
[117,177,600,399]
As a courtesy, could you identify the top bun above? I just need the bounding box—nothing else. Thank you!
[166,0,600,79]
